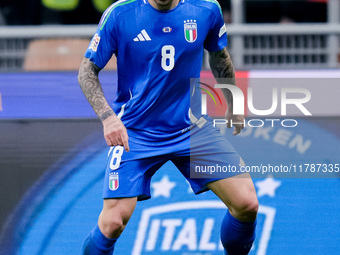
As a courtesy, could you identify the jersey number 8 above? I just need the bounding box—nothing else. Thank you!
[109,146,124,170]
[161,45,175,71]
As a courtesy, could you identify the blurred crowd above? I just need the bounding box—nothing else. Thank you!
[0,0,328,26]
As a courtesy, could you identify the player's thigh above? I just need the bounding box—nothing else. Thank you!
[190,118,258,219]
[207,173,258,221]
[101,197,137,222]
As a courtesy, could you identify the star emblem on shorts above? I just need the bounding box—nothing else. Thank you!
[151,175,176,198]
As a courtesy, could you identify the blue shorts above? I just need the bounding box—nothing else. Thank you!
[103,117,243,201]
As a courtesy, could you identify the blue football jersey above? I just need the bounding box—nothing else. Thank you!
[85,0,227,141]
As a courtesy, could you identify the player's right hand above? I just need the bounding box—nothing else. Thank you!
[102,115,130,152]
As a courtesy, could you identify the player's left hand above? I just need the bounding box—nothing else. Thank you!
[225,108,245,135]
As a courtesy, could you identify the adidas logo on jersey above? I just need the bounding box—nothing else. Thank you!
[133,29,151,42]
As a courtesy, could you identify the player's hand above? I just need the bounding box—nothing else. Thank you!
[225,108,245,135]
[102,115,130,152]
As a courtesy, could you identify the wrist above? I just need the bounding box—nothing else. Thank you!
[99,109,116,122]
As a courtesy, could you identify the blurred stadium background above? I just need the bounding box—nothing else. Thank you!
[0,0,340,254]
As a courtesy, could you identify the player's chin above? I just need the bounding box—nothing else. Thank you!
[154,0,173,6]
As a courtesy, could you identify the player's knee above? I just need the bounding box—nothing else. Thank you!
[232,196,259,222]
[99,216,126,238]
[243,197,259,220]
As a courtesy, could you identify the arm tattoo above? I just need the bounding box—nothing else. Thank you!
[209,47,236,106]
[78,58,115,121]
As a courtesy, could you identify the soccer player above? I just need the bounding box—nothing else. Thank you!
[78,0,259,254]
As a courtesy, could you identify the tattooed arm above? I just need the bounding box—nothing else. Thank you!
[78,57,129,151]
[209,47,244,135]
[209,47,235,107]
[78,57,114,121]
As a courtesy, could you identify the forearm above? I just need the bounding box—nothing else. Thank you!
[209,47,236,107]
[78,57,115,121]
